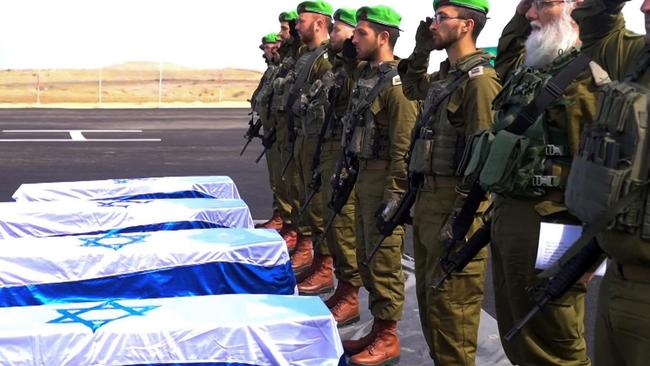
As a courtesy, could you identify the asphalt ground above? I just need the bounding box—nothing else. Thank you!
[0,108,602,365]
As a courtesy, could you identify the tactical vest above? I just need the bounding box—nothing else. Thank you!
[344,64,399,161]
[270,55,297,113]
[565,47,650,240]
[271,46,327,115]
[298,68,339,139]
[254,65,279,115]
[462,49,587,197]
[409,57,493,177]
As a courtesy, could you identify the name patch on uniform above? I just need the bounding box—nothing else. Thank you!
[392,75,402,86]
[468,66,485,79]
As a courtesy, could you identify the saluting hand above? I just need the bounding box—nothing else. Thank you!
[415,17,435,53]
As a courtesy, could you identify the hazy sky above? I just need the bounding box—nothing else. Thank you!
[0,0,645,71]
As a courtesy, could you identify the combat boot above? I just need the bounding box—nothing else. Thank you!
[348,319,400,366]
[324,281,346,308]
[330,281,360,327]
[342,319,379,356]
[290,235,313,278]
[298,255,334,295]
[279,223,298,253]
[254,209,283,230]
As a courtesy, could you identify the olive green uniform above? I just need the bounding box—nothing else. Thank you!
[347,60,418,320]
[318,51,361,286]
[253,62,293,218]
[292,41,333,250]
[399,49,501,365]
[485,12,600,365]
[270,40,303,226]
[572,1,650,365]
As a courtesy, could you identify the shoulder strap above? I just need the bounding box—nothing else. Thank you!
[422,59,493,127]
[505,53,592,135]
[350,65,399,117]
[625,46,650,83]
[288,45,329,106]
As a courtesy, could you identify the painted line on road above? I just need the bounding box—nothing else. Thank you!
[0,129,161,142]
[0,139,161,142]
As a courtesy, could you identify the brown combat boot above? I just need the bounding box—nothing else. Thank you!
[279,223,298,253]
[324,280,347,308]
[342,319,379,356]
[290,236,313,278]
[348,319,400,366]
[330,282,360,327]
[254,210,283,230]
[298,255,334,295]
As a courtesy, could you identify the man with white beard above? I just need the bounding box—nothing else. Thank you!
[459,0,607,364]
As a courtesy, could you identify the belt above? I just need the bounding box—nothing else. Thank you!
[422,175,459,188]
[359,159,390,171]
[322,141,342,152]
[617,263,650,284]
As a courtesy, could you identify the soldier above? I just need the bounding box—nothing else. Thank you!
[250,33,287,234]
[267,10,303,252]
[340,6,419,366]
[282,1,334,280]
[570,1,650,365]
[458,0,606,363]
[397,1,501,364]
[296,8,363,323]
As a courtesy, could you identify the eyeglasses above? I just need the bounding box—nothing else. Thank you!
[433,13,468,24]
[531,0,568,10]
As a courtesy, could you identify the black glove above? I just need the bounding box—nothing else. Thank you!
[342,38,358,60]
[414,17,435,54]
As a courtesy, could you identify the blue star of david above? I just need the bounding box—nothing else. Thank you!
[48,300,159,332]
[96,199,152,208]
[79,233,149,250]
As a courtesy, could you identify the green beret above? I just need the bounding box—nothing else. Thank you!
[279,10,299,22]
[433,0,490,14]
[356,5,402,30]
[262,33,280,44]
[297,1,334,17]
[333,8,357,27]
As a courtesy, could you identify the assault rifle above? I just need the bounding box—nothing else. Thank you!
[363,174,421,265]
[320,152,359,239]
[504,240,604,341]
[431,219,492,289]
[255,127,277,163]
[241,113,263,156]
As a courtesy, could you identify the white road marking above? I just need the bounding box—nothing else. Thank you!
[0,129,161,142]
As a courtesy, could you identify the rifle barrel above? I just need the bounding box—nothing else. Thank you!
[240,139,252,156]
[504,298,547,342]
[255,149,267,163]
[363,235,387,266]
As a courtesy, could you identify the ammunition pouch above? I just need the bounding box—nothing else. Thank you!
[565,79,650,237]
[408,129,434,175]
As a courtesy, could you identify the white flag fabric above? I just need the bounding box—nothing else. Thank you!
[0,198,253,239]
[0,294,344,366]
[12,176,240,202]
[0,228,296,307]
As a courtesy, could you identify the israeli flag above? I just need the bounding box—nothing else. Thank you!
[0,198,253,239]
[12,175,240,202]
[0,294,345,366]
[0,228,296,307]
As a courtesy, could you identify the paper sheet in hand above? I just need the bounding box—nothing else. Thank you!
[12,175,240,201]
[536,222,606,276]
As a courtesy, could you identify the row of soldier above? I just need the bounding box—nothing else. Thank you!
[247,0,649,365]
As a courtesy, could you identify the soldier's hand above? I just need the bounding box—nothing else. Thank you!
[517,0,532,15]
[342,38,358,59]
[415,17,435,53]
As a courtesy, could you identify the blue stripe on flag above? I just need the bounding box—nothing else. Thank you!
[98,190,217,201]
[53,220,228,237]
[0,261,296,307]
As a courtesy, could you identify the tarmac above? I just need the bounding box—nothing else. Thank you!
[0,108,603,365]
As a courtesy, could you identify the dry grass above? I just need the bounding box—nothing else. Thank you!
[0,62,262,106]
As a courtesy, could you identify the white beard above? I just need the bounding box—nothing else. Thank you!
[524,7,579,68]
